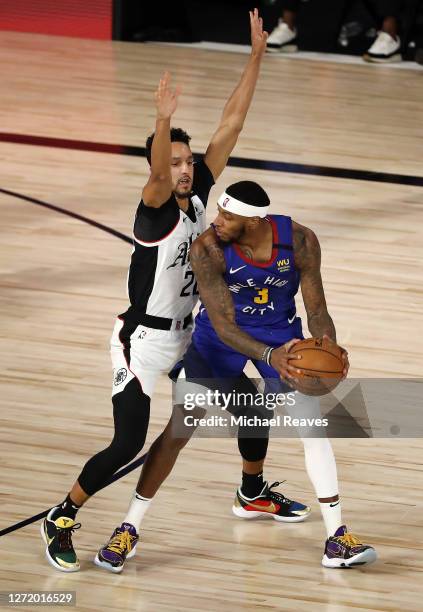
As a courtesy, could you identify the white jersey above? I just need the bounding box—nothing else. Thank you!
[122,159,214,324]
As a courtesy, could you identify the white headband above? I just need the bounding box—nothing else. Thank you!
[217,191,269,218]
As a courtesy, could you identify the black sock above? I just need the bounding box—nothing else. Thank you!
[241,471,264,498]
[52,494,80,520]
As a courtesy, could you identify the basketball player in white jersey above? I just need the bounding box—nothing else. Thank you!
[41,9,276,573]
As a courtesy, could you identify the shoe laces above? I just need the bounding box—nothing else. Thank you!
[106,529,136,555]
[334,532,362,548]
[268,481,292,506]
[57,522,81,552]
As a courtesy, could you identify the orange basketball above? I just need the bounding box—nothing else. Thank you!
[288,337,344,396]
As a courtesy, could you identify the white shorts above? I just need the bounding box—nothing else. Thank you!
[110,317,193,399]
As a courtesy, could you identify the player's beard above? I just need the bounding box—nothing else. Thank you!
[216,227,243,243]
[174,187,191,199]
[174,178,192,199]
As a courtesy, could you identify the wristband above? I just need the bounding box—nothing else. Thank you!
[261,346,274,366]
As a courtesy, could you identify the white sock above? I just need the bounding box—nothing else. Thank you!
[301,437,343,537]
[285,393,343,538]
[123,491,152,533]
[319,500,342,538]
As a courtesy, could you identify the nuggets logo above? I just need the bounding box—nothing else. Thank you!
[222,197,230,208]
[113,367,127,386]
[277,258,290,273]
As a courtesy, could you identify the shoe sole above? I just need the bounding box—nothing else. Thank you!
[267,44,298,54]
[232,504,310,522]
[363,53,401,63]
[322,548,377,568]
[40,520,80,573]
[93,544,137,574]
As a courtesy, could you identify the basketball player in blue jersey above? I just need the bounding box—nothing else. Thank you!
[188,181,376,567]
[40,10,285,574]
[121,180,377,569]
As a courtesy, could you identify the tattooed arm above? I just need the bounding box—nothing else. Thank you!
[293,221,349,374]
[190,230,266,359]
[293,222,336,340]
[190,229,302,379]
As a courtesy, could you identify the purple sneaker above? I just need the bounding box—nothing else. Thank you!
[322,525,377,568]
[94,523,139,573]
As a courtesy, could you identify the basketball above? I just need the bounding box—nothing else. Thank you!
[288,337,344,396]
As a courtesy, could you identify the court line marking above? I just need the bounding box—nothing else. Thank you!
[1,132,422,187]
[0,187,133,244]
[155,41,423,72]
[0,186,137,537]
[0,454,147,537]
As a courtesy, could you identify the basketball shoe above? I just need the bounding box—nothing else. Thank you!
[322,525,377,568]
[266,21,298,53]
[41,507,81,572]
[363,32,401,63]
[232,481,310,522]
[94,523,139,573]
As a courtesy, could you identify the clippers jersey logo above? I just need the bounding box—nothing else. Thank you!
[114,368,127,386]
[167,231,200,270]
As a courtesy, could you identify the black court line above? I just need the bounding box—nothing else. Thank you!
[0,186,136,537]
[0,453,147,537]
[1,131,423,187]
[0,187,133,244]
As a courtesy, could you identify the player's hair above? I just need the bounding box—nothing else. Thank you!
[225,181,270,207]
[145,127,192,165]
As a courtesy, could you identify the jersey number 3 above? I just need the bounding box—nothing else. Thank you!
[180,270,199,297]
[254,288,268,304]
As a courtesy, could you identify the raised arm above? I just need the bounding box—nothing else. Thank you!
[142,72,181,208]
[190,231,302,380]
[204,9,268,181]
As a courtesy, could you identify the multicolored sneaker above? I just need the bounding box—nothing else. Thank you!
[322,525,377,568]
[232,481,310,522]
[94,523,139,573]
[41,507,81,572]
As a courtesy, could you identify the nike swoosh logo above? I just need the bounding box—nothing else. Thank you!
[246,501,278,513]
[288,314,296,324]
[229,265,246,274]
[330,501,340,507]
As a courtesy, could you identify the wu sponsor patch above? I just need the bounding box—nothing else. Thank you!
[276,258,290,273]
[114,367,127,386]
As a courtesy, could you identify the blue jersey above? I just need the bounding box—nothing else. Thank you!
[195,215,301,336]
[177,215,303,384]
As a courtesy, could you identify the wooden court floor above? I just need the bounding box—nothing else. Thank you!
[1,31,423,611]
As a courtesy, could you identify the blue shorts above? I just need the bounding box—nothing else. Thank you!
[170,318,303,395]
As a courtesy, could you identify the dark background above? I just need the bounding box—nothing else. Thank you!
[113,0,423,60]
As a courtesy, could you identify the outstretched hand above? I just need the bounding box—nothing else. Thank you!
[155,71,181,120]
[249,8,268,57]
